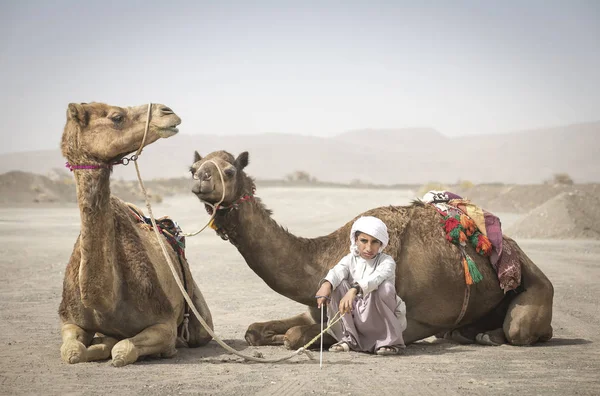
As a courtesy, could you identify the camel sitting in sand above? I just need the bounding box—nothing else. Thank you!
[189,150,554,350]
[59,102,213,367]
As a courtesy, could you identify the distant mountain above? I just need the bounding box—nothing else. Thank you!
[1,122,598,184]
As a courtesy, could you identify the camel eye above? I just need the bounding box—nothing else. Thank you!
[224,167,236,177]
[109,113,123,123]
[192,171,199,180]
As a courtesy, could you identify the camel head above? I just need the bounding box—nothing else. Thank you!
[61,102,181,164]
[190,150,250,208]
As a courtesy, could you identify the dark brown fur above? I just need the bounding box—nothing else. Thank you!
[191,150,554,350]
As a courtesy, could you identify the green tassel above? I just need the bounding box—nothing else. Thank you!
[465,254,484,283]
[449,227,462,242]
[469,232,480,249]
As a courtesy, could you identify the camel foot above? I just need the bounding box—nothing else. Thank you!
[475,328,506,346]
[159,345,178,359]
[443,329,475,344]
[176,336,189,348]
[86,335,119,362]
[111,339,139,367]
[245,326,284,346]
[539,326,553,343]
[60,340,87,364]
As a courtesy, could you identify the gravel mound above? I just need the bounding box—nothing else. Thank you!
[505,190,600,239]
[0,170,168,206]
[0,171,76,205]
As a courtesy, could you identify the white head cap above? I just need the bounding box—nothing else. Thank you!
[350,216,389,255]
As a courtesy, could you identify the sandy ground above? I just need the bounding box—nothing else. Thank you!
[1,187,599,396]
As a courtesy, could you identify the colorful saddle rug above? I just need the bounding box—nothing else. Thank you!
[423,191,522,293]
[127,203,186,258]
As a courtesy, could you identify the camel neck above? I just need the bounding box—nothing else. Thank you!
[73,168,118,312]
[215,198,331,305]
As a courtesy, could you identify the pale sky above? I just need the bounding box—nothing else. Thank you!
[1,0,599,154]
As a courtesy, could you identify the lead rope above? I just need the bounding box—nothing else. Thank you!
[132,108,332,362]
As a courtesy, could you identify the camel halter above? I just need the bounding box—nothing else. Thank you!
[180,159,227,237]
[181,160,255,237]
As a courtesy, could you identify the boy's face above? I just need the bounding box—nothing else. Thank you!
[355,232,382,259]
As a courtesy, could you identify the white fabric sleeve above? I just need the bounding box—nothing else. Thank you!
[356,255,396,295]
[323,255,351,290]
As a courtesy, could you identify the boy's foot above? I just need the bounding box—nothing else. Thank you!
[328,341,350,352]
[375,345,404,356]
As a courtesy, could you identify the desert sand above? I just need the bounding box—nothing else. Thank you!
[1,187,599,395]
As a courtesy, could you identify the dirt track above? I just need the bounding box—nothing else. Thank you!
[1,188,599,395]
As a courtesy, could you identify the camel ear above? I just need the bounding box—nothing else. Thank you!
[67,103,86,125]
[193,151,202,163]
[235,151,249,170]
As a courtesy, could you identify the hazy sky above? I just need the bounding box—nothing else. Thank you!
[1,0,599,154]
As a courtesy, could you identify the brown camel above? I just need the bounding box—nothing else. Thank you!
[190,150,554,351]
[59,102,213,367]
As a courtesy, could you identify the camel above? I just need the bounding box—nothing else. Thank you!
[189,150,554,351]
[59,102,213,367]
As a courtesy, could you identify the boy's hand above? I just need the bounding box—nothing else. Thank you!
[339,288,358,314]
[315,281,332,308]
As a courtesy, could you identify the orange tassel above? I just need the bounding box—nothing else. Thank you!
[462,257,473,285]
[459,231,467,243]
[460,214,476,236]
[478,235,493,255]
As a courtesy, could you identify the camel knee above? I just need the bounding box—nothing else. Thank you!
[60,324,93,364]
[505,325,536,346]
[60,339,88,364]
[283,324,335,350]
[283,326,305,350]
[504,287,553,345]
[111,339,139,367]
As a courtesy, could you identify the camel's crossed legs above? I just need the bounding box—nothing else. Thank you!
[61,323,177,366]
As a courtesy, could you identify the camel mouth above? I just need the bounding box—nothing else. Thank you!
[157,126,179,138]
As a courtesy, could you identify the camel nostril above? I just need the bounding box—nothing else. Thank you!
[159,106,174,115]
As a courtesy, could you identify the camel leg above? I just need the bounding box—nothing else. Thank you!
[245,309,317,346]
[86,335,119,361]
[476,245,554,346]
[501,282,553,345]
[402,319,445,345]
[185,279,214,347]
[60,323,94,364]
[444,298,510,345]
[111,323,177,367]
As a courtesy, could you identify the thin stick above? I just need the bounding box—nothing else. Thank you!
[320,304,324,368]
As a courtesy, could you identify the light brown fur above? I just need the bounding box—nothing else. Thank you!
[190,150,553,350]
[59,102,213,367]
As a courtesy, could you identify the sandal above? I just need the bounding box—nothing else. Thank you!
[375,345,404,356]
[328,341,350,352]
